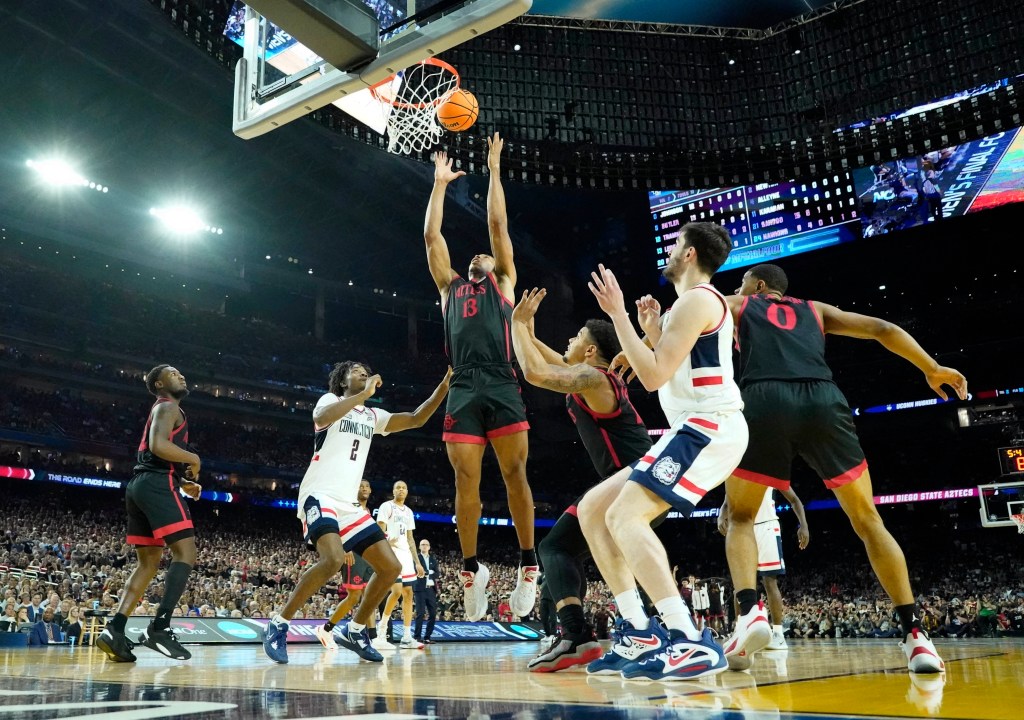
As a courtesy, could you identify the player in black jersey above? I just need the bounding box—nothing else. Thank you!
[718,264,966,673]
[97,365,202,663]
[425,135,537,621]
[510,288,653,671]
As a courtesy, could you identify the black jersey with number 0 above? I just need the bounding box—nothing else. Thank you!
[735,294,833,386]
[444,272,513,369]
[566,368,653,478]
[134,397,189,477]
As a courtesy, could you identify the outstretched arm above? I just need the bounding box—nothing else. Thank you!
[486,133,516,291]
[425,152,463,296]
[780,487,809,549]
[384,368,453,432]
[590,265,720,392]
[815,302,968,400]
[511,288,608,394]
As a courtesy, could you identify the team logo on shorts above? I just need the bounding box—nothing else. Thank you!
[652,457,681,486]
[306,505,322,523]
[443,414,457,431]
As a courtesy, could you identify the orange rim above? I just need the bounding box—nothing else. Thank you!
[369,57,460,110]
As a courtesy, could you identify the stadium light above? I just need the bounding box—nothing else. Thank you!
[149,206,222,235]
[26,158,108,191]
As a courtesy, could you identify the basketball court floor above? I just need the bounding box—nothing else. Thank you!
[1,637,1020,719]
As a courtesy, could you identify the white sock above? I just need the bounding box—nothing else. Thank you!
[271,614,288,627]
[614,589,649,630]
[349,621,365,633]
[655,595,701,641]
[773,624,783,635]
[403,625,413,639]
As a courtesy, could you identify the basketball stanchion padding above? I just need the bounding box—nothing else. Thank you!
[370,58,461,154]
[437,89,479,132]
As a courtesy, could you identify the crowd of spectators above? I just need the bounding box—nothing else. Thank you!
[2,483,1022,649]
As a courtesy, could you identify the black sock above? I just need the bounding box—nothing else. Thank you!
[520,548,538,567]
[154,561,193,631]
[556,604,586,636]
[736,589,758,616]
[895,604,921,632]
[367,625,377,639]
[324,621,335,632]
[463,556,479,574]
[109,613,128,634]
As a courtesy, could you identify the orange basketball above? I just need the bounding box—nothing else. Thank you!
[437,89,479,132]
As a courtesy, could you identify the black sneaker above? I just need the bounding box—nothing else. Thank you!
[97,627,137,663]
[528,627,603,673]
[139,626,192,660]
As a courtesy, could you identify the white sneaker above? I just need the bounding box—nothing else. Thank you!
[461,564,490,621]
[315,625,337,650]
[399,636,424,650]
[372,624,395,651]
[900,628,945,673]
[722,601,772,671]
[509,565,540,618]
[765,630,788,651]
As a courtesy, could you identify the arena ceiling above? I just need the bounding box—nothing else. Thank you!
[529,0,838,28]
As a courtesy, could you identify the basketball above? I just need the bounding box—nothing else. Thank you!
[437,89,478,132]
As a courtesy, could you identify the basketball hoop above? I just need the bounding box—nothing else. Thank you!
[370,58,460,155]
[1012,514,1024,534]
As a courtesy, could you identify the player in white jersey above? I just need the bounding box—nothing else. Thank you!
[375,480,425,650]
[263,362,451,664]
[578,222,748,682]
[719,486,808,649]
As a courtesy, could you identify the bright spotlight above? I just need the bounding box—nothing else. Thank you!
[27,158,89,187]
[150,206,209,234]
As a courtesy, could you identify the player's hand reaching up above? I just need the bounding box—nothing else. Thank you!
[635,294,662,337]
[609,351,636,384]
[588,264,627,319]
[925,365,967,401]
[487,132,504,171]
[433,151,466,184]
[361,374,383,400]
[511,287,546,329]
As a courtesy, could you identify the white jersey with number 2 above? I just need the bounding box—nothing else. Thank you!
[296,394,392,518]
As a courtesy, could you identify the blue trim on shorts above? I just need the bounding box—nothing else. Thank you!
[628,424,711,514]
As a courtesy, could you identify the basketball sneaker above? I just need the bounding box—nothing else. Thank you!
[399,635,425,650]
[139,625,191,660]
[765,629,788,651]
[461,564,490,621]
[372,623,396,651]
[528,627,603,673]
[97,627,136,663]
[900,628,945,673]
[315,624,337,650]
[509,565,540,618]
[263,619,289,664]
[620,627,727,682]
[336,622,384,662]
[586,618,669,675]
[722,601,771,671]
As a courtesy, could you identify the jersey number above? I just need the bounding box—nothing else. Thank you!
[462,297,478,318]
[350,439,360,461]
[766,304,797,331]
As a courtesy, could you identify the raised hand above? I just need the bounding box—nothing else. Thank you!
[487,132,504,171]
[635,294,662,337]
[609,351,637,384]
[926,365,967,401]
[511,287,546,327]
[361,374,383,399]
[588,264,627,319]
[433,150,466,184]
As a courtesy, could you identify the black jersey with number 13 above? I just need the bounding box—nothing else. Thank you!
[444,272,513,369]
[735,294,833,386]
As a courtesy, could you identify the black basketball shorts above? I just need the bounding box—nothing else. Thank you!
[343,552,375,590]
[735,380,867,491]
[442,365,529,445]
[125,470,194,546]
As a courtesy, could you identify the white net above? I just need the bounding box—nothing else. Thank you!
[372,59,459,155]
[1013,514,1024,534]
